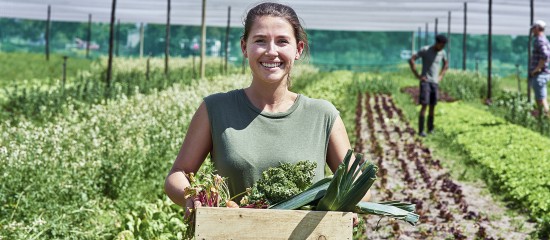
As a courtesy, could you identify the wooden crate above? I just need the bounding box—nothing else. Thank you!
[194,207,353,240]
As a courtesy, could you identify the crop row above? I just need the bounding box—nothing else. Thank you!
[0,73,248,239]
[357,93,533,239]
[1,56,233,123]
[436,102,550,236]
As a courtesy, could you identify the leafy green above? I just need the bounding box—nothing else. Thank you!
[270,150,418,226]
[316,151,377,212]
[356,202,419,226]
[243,161,317,205]
[269,177,332,210]
[436,102,550,235]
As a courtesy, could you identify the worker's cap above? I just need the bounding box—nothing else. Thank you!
[531,20,546,29]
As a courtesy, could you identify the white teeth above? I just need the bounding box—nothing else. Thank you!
[261,62,282,68]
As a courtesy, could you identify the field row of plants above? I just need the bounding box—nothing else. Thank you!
[1,56,235,123]
[437,69,550,138]
[435,102,550,236]
[358,93,534,239]
[490,92,550,136]
[349,69,548,237]
[0,52,93,88]
[0,72,250,239]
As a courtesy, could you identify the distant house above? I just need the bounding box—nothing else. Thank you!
[127,30,140,48]
[188,37,223,56]
[67,38,99,50]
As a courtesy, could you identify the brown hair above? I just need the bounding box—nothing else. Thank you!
[241,2,309,58]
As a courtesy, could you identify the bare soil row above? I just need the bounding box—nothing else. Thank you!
[355,93,534,239]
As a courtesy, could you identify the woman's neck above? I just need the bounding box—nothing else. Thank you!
[244,81,297,113]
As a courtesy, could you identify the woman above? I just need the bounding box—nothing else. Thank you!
[164,2,369,219]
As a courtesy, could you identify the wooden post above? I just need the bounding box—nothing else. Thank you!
[62,56,68,91]
[224,6,231,74]
[411,31,415,55]
[106,0,117,88]
[435,18,438,36]
[516,64,522,94]
[116,19,120,57]
[487,0,493,102]
[146,55,150,81]
[165,0,171,75]
[139,22,144,58]
[463,2,467,71]
[417,27,421,50]
[425,22,428,45]
[87,14,92,58]
[447,11,451,67]
[200,0,206,79]
[45,5,51,61]
[193,53,196,79]
[527,0,534,102]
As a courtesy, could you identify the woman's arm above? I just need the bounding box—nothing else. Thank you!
[326,116,372,202]
[164,102,212,207]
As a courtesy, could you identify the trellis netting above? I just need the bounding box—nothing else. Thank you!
[0,0,548,76]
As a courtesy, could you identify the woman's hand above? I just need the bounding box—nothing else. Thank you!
[353,213,360,227]
[184,197,202,220]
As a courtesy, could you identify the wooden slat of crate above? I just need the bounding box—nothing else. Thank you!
[195,207,353,240]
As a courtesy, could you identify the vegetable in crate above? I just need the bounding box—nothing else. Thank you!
[270,149,419,226]
[239,161,317,207]
[182,172,236,239]
[182,161,316,238]
[183,172,232,208]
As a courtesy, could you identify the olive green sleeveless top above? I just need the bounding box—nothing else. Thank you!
[203,89,339,196]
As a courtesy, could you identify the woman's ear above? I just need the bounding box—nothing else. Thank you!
[295,41,305,60]
[241,39,248,58]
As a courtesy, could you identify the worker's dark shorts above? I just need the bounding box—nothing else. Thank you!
[419,81,438,105]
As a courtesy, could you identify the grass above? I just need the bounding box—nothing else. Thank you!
[0,52,93,88]
[421,130,484,183]
[499,74,527,94]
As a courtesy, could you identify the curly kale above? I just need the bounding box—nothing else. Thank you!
[244,161,317,206]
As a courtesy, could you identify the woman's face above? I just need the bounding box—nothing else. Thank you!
[241,16,304,85]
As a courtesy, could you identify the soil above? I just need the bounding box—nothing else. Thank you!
[354,93,536,239]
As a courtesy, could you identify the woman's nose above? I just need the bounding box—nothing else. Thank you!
[265,42,278,56]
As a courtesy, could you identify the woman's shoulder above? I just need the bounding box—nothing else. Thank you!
[204,89,242,104]
[299,94,339,114]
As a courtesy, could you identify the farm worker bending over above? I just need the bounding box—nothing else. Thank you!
[408,34,449,137]
[164,2,370,226]
[529,20,550,116]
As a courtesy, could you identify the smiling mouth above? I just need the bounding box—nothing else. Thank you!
[261,62,282,68]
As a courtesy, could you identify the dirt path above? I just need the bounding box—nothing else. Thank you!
[355,93,535,239]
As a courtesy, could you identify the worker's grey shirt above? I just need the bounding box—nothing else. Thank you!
[416,45,447,83]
